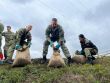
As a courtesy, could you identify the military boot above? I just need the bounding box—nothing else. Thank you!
[41,56,47,64]
[87,56,93,65]
[67,57,72,66]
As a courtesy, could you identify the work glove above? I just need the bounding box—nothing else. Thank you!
[75,50,81,55]
[15,44,22,50]
[55,43,60,49]
[53,43,60,51]
[28,42,32,48]
[50,41,54,47]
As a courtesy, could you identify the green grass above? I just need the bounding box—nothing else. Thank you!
[0,56,110,83]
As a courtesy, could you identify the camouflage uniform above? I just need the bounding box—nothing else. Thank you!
[0,23,4,53]
[43,24,71,58]
[80,38,98,57]
[16,28,32,46]
[7,28,32,60]
[2,31,15,59]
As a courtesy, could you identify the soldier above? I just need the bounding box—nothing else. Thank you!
[0,21,4,53]
[42,18,71,65]
[0,21,4,61]
[2,26,15,60]
[76,34,98,64]
[7,25,32,64]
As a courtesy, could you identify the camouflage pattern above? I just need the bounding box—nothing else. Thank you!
[0,23,4,52]
[2,31,15,59]
[7,43,16,59]
[16,28,32,46]
[45,24,65,42]
[84,48,98,57]
[43,24,71,58]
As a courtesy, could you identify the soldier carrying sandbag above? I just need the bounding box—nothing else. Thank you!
[7,25,32,64]
[42,18,72,65]
[76,34,98,64]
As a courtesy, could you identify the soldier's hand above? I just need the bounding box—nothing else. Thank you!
[50,41,54,47]
[55,43,60,49]
[15,44,22,50]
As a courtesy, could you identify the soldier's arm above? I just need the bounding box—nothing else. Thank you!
[16,28,25,44]
[59,26,64,41]
[2,32,5,36]
[45,26,51,42]
[0,23,4,33]
[89,41,98,51]
[27,32,32,43]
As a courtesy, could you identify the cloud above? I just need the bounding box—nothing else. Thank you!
[0,0,110,58]
[10,0,34,4]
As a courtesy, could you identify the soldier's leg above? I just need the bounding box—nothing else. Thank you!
[3,46,9,60]
[84,48,93,64]
[84,48,92,57]
[4,49,7,60]
[60,42,71,65]
[7,44,15,60]
[0,39,2,53]
[42,40,50,63]
[60,43,71,58]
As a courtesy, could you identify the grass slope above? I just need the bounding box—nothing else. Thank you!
[0,56,110,83]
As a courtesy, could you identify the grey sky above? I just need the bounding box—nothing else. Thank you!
[0,0,110,58]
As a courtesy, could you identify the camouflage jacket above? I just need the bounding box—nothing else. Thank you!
[16,28,32,44]
[2,31,16,47]
[80,38,98,52]
[45,24,64,42]
[0,23,4,39]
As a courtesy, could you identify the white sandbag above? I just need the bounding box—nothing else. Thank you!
[12,45,31,67]
[72,55,87,64]
[48,51,65,67]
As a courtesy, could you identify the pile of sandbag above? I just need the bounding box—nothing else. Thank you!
[12,45,31,67]
[72,55,87,64]
[48,50,65,67]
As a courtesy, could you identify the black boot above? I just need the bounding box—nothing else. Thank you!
[41,56,47,64]
[67,57,71,66]
[87,56,93,65]
[91,56,95,60]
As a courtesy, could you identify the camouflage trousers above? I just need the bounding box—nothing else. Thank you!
[3,45,10,60]
[43,40,71,58]
[84,48,98,57]
[7,43,16,60]
[0,39,2,53]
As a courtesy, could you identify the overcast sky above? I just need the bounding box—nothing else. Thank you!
[0,0,110,58]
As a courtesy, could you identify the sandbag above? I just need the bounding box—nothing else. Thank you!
[12,45,31,67]
[72,55,87,64]
[48,51,65,67]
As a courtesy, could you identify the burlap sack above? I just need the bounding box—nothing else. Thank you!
[48,51,65,67]
[12,45,31,67]
[72,55,87,64]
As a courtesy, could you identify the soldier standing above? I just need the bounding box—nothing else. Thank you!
[2,26,15,60]
[42,18,71,65]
